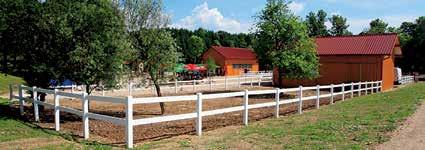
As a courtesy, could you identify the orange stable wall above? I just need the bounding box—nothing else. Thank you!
[273,54,395,91]
[202,48,259,76]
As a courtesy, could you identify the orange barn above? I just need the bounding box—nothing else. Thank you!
[202,46,259,76]
[273,33,402,91]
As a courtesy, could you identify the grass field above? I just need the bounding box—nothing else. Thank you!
[0,73,25,94]
[1,82,425,149]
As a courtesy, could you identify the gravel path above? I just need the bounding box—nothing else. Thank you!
[376,102,425,150]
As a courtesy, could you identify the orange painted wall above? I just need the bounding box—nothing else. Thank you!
[202,48,259,76]
[381,55,395,91]
[224,59,259,76]
[273,55,394,91]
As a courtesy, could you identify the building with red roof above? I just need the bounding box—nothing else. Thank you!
[202,46,259,76]
[274,33,402,91]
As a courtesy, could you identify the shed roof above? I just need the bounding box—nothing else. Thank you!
[316,33,400,55]
[211,46,257,60]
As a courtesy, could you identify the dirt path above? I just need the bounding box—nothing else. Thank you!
[376,102,425,150]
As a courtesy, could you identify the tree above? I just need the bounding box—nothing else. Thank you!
[205,57,218,76]
[38,0,133,95]
[305,10,329,37]
[187,35,206,63]
[253,0,319,88]
[123,0,169,31]
[329,15,352,36]
[362,19,388,34]
[398,17,425,73]
[131,29,180,114]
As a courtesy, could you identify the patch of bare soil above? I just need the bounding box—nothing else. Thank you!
[0,137,69,150]
[13,87,350,147]
[375,101,425,150]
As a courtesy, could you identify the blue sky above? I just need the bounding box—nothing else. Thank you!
[164,0,424,34]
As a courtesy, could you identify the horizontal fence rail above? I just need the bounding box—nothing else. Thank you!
[399,75,414,85]
[9,80,391,148]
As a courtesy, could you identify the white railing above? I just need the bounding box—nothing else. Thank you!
[399,75,414,85]
[97,75,273,96]
[9,80,382,148]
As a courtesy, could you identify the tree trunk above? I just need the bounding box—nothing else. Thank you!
[2,49,7,73]
[154,83,165,114]
[278,67,284,88]
[85,84,91,109]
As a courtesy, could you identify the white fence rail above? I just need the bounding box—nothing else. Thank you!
[10,80,382,148]
[399,75,414,85]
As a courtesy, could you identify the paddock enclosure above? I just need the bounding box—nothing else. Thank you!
[8,79,394,148]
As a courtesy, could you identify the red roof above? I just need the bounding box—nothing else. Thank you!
[211,46,257,59]
[316,33,399,55]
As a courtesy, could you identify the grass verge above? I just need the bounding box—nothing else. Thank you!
[0,73,25,94]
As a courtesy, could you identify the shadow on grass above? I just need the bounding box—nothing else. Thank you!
[0,100,118,149]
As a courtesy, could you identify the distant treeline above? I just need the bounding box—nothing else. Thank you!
[166,28,254,63]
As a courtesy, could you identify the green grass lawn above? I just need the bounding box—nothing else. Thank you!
[1,83,425,149]
[0,73,25,94]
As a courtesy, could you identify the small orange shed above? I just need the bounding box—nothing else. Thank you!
[274,33,402,91]
[202,46,259,76]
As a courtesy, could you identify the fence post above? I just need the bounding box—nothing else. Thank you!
[125,96,133,149]
[258,76,262,86]
[9,84,13,107]
[175,80,178,94]
[298,86,303,114]
[250,76,253,87]
[371,82,375,94]
[196,93,203,136]
[82,92,89,139]
[193,80,196,92]
[342,83,345,101]
[33,86,39,122]
[19,84,24,116]
[316,85,320,109]
[275,88,280,118]
[365,82,368,95]
[351,82,354,98]
[224,77,228,91]
[54,89,60,131]
[358,82,362,96]
[209,78,213,92]
[243,90,249,125]
[128,82,132,96]
[238,76,241,89]
[102,85,105,96]
[330,84,334,104]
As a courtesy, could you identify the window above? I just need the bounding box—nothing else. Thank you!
[233,64,252,69]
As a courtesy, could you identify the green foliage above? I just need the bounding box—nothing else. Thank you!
[205,57,218,75]
[253,0,319,86]
[38,0,133,94]
[167,28,253,63]
[398,16,425,73]
[131,29,181,94]
[362,19,389,34]
[305,10,329,37]
[187,35,206,63]
[329,15,352,36]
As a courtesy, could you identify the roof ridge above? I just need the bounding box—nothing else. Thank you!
[316,33,397,39]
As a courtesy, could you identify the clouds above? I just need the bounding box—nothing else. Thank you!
[288,2,305,14]
[348,15,417,33]
[170,2,251,33]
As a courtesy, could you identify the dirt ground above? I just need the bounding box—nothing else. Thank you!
[375,101,425,150]
[12,86,350,147]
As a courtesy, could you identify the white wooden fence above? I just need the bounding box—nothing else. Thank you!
[10,80,382,148]
[92,75,273,96]
[399,75,414,85]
